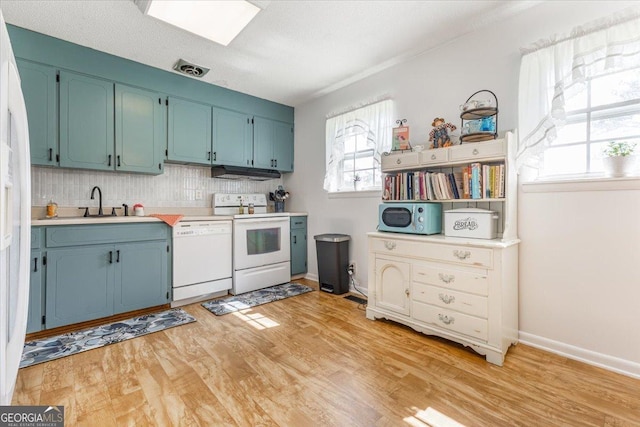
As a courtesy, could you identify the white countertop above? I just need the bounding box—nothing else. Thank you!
[31,215,235,226]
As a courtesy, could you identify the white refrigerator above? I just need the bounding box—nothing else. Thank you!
[0,9,31,406]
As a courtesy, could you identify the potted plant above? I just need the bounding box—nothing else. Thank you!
[602,141,638,177]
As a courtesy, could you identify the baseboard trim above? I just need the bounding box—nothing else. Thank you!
[519,332,640,379]
[305,273,318,282]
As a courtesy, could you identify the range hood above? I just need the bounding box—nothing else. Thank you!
[211,165,281,180]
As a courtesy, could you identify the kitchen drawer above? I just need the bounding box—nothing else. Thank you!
[413,263,488,296]
[412,282,488,318]
[31,227,43,250]
[46,223,169,248]
[419,147,448,165]
[370,237,423,258]
[412,301,488,342]
[290,216,307,230]
[437,244,493,268]
[449,139,505,162]
[381,151,420,172]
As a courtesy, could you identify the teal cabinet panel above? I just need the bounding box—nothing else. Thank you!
[115,84,166,174]
[114,241,169,314]
[273,120,294,172]
[27,251,44,333]
[17,60,58,167]
[252,117,274,169]
[46,223,169,248]
[253,117,294,172]
[212,107,253,167]
[45,245,115,328]
[167,97,211,165]
[59,71,114,171]
[290,217,307,276]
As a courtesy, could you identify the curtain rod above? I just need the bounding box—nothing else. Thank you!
[520,7,640,55]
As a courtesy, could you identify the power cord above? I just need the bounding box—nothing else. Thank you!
[347,268,367,310]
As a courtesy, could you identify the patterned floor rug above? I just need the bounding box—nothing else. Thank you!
[20,308,196,368]
[202,282,314,316]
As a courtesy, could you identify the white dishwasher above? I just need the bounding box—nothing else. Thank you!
[172,220,232,307]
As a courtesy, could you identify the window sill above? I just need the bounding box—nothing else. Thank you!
[521,175,640,193]
[327,189,382,199]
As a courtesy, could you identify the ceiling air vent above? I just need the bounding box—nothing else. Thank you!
[173,59,210,78]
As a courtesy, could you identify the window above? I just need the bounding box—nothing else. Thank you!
[324,99,392,193]
[541,68,640,177]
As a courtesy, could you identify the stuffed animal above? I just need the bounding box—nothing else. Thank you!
[429,118,457,148]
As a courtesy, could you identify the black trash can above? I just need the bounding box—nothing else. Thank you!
[314,234,350,295]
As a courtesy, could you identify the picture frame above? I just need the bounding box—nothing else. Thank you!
[392,125,410,151]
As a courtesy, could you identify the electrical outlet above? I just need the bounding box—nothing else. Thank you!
[195,190,203,200]
[348,261,356,275]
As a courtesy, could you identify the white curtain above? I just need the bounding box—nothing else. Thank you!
[516,10,640,170]
[323,99,393,192]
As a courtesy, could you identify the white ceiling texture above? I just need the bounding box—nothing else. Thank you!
[1,1,538,107]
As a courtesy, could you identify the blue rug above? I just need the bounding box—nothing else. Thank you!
[20,308,196,368]
[202,282,314,316]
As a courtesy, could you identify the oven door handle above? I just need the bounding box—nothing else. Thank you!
[236,217,289,225]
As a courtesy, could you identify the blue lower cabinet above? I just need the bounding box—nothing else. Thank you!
[27,250,44,333]
[46,245,115,329]
[114,241,169,314]
[290,216,307,276]
[36,223,171,330]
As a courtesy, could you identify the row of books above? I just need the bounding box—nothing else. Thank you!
[382,163,505,201]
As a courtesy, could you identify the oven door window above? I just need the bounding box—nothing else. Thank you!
[247,227,281,255]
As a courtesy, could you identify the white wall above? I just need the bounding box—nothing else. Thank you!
[286,1,640,377]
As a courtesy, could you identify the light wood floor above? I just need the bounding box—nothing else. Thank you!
[13,279,640,426]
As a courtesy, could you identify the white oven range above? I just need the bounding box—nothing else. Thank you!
[213,193,290,295]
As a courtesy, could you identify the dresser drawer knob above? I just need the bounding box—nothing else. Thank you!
[438,314,455,325]
[396,158,402,164]
[384,241,396,250]
[439,293,455,304]
[431,154,436,160]
[453,250,471,260]
[438,273,455,284]
[473,148,479,155]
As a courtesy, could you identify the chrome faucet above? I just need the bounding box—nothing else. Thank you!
[90,186,103,216]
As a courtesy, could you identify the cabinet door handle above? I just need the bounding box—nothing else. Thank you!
[438,273,455,283]
[293,235,297,244]
[116,250,120,263]
[472,148,479,155]
[117,155,121,167]
[207,151,211,161]
[213,152,216,161]
[48,148,53,162]
[438,293,455,304]
[109,251,113,264]
[405,288,410,296]
[34,257,38,272]
[108,154,112,167]
[384,241,396,250]
[453,250,471,260]
[438,314,455,325]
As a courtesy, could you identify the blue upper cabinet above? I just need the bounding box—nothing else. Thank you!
[253,117,294,172]
[167,96,212,165]
[212,107,253,167]
[17,60,58,167]
[115,84,166,174]
[59,71,115,171]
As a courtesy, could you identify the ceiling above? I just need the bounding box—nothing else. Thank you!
[1,0,539,107]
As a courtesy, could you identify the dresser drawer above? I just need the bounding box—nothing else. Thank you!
[412,282,488,318]
[290,216,307,229]
[381,152,420,171]
[412,301,488,341]
[449,138,505,162]
[419,148,448,165]
[371,238,493,268]
[413,263,488,296]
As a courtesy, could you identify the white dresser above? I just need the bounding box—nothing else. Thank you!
[367,232,518,365]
